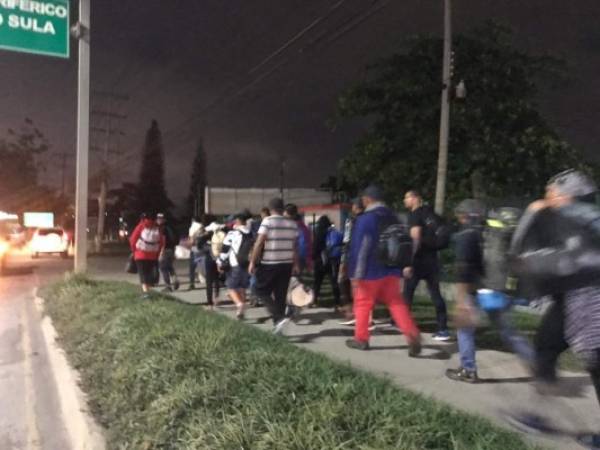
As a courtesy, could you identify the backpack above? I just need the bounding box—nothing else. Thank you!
[325,228,344,260]
[482,207,522,293]
[136,227,161,252]
[420,209,451,251]
[234,231,254,268]
[297,230,308,265]
[376,211,413,269]
[211,230,226,259]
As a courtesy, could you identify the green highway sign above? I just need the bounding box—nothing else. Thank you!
[0,0,69,58]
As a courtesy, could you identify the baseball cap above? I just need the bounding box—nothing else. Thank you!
[454,199,486,217]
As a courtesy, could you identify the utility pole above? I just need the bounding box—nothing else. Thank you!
[91,95,127,252]
[434,0,452,215]
[279,158,286,201]
[73,0,90,273]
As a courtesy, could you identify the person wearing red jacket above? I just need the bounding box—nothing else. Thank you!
[129,215,165,299]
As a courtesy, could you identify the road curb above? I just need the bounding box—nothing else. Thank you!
[34,293,106,450]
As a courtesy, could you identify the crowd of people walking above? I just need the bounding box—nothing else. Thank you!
[128,168,600,448]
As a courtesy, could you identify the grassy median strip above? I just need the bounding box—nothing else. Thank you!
[42,276,535,450]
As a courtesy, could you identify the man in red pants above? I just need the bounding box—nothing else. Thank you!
[346,185,421,356]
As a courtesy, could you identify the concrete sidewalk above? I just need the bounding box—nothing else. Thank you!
[87,258,598,450]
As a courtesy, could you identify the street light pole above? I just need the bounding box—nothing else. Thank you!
[73,0,90,273]
[434,0,452,215]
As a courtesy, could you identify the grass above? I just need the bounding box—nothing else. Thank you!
[41,275,536,450]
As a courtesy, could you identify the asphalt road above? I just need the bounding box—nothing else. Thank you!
[0,251,73,450]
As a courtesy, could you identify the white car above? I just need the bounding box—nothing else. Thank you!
[30,228,70,259]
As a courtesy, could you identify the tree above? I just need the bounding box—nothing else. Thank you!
[109,182,139,230]
[334,22,591,209]
[0,118,50,213]
[137,120,171,216]
[186,139,207,218]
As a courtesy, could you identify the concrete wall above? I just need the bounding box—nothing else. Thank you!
[205,187,331,216]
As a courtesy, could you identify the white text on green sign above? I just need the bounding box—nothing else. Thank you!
[0,0,70,58]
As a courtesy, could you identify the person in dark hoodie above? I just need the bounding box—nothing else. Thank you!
[445,201,534,383]
[506,169,600,449]
[156,213,180,292]
[312,215,341,308]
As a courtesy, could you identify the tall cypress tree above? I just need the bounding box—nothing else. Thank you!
[138,120,171,216]
[186,139,207,218]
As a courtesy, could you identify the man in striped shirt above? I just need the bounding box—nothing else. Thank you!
[248,197,299,334]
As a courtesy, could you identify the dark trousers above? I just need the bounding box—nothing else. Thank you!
[534,300,568,382]
[204,260,220,305]
[535,298,600,408]
[313,258,341,306]
[255,264,293,324]
[404,268,448,331]
[403,267,448,332]
[159,249,177,287]
[339,276,353,306]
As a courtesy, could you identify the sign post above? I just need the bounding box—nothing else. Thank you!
[0,0,70,58]
[73,0,89,273]
[0,0,89,272]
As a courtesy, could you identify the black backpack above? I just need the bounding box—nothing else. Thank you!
[235,231,255,268]
[421,209,451,251]
[482,207,522,293]
[376,211,413,269]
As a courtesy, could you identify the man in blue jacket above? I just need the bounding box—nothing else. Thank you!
[346,185,421,356]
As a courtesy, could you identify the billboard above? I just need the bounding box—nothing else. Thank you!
[24,212,54,228]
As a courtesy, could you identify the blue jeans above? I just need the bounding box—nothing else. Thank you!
[189,250,198,284]
[457,306,534,373]
[457,327,477,372]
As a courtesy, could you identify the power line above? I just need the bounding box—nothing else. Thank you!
[160,0,390,150]
[247,0,348,75]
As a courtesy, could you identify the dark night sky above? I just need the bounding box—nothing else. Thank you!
[1,0,599,208]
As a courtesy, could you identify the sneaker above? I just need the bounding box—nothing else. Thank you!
[445,367,479,383]
[272,318,290,335]
[505,412,556,435]
[236,309,245,321]
[432,331,451,341]
[577,433,600,449]
[338,318,356,326]
[141,293,151,300]
[408,337,422,357]
[345,339,369,351]
[187,284,196,291]
[162,286,173,293]
[173,280,180,290]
